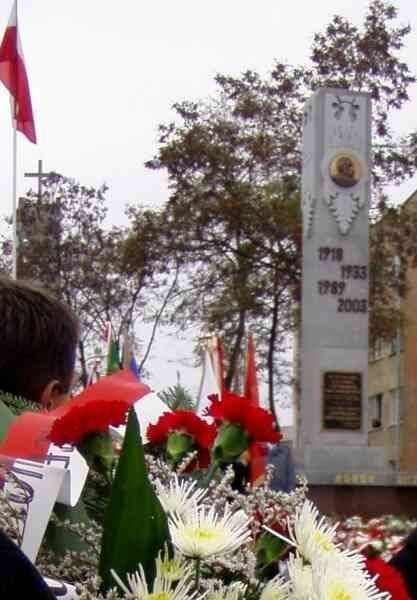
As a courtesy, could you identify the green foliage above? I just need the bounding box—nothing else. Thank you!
[0,398,16,441]
[0,390,41,416]
[255,530,288,576]
[0,391,42,442]
[157,382,195,411]
[99,409,169,592]
[44,500,91,556]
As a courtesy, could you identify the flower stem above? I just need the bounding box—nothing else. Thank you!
[201,461,219,487]
[194,557,201,589]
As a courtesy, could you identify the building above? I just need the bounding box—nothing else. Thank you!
[368,190,417,473]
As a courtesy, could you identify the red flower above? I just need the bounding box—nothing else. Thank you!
[147,411,217,468]
[207,391,281,444]
[48,399,129,446]
[365,557,410,600]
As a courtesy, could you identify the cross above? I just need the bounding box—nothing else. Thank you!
[24,160,53,202]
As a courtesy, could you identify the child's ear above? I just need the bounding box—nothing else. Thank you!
[39,380,70,411]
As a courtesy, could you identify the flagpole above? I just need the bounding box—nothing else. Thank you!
[12,101,18,280]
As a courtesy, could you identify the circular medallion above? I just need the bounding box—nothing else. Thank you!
[329,152,362,188]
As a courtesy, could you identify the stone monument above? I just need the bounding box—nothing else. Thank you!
[298,88,385,482]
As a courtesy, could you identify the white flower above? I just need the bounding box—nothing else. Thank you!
[259,575,290,600]
[155,547,191,582]
[156,475,207,516]
[169,504,251,559]
[312,559,390,600]
[111,563,203,600]
[206,582,246,600]
[289,501,339,563]
[287,555,314,600]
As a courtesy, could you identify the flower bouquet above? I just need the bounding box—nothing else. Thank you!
[0,378,411,600]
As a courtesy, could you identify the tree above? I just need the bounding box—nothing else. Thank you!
[0,174,171,387]
[157,377,195,411]
[138,0,417,411]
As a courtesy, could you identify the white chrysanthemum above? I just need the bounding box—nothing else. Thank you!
[259,575,290,600]
[287,554,314,600]
[155,548,191,582]
[312,560,390,600]
[111,563,203,600]
[289,501,339,563]
[156,475,207,516]
[169,504,251,559]
[206,581,246,600]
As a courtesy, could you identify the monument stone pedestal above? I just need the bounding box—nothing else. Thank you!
[298,88,385,481]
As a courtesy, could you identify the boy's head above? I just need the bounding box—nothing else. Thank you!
[0,277,79,409]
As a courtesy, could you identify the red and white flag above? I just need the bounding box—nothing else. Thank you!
[0,1,36,143]
[244,333,266,485]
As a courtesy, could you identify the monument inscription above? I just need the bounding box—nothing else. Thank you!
[322,371,362,430]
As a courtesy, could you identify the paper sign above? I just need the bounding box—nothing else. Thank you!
[2,456,65,561]
[44,577,78,599]
[44,443,88,506]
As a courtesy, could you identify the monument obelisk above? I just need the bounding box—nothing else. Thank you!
[299,89,384,480]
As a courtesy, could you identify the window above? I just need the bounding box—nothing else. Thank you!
[369,340,384,362]
[387,388,399,427]
[389,336,402,356]
[369,394,382,429]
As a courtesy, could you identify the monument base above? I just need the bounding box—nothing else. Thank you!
[296,445,386,485]
[307,483,417,518]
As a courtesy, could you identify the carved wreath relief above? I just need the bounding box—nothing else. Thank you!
[301,100,316,237]
[301,92,369,237]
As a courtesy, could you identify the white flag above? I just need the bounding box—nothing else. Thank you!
[196,350,220,418]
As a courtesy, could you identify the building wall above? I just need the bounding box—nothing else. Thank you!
[368,346,402,467]
[402,263,417,470]
[368,190,417,472]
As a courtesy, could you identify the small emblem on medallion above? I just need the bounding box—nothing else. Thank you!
[329,153,362,188]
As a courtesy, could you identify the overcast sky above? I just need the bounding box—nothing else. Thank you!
[1,1,416,418]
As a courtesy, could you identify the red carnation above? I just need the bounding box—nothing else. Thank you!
[207,391,281,444]
[147,411,217,468]
[366,557,410,600]
[48,399,129,446]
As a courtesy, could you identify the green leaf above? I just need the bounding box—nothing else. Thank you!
[0,398,16,441]
[255,530,288,572]
[166,431,194,466]
[213,422,249,463]
[99,408,169,592]
[43,500,91,555]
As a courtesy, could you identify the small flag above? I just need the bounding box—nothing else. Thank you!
[244,333,260,406]
[196,349,220,418]
[244,334,266,484]
[129,355,140,380]
[0,1,36,143]
[213,336,225,397]
[86,358,101,387]
[106,338,120,376]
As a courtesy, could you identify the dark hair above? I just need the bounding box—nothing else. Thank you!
[0,277,79,403]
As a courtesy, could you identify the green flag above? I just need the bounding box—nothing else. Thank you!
[106,339,120,375]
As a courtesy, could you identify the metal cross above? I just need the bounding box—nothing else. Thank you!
[24,160,52,202]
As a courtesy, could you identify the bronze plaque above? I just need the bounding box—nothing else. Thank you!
[329,152,362,188]
[322,371,362,430]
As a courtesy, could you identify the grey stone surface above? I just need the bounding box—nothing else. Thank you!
[298,89,385,473]
[304,445,386,471]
